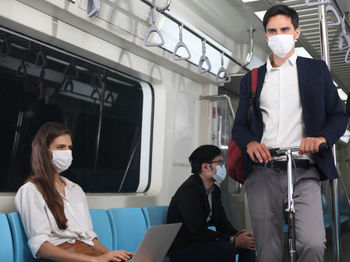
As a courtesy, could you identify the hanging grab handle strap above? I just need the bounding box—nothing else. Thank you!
[63,61,79,80]
[87,0,100,17]
[198,40,211,74]
[338,18,350,51]
[105,90,114,104]
[16,59,28,78]
[338,32,350,51]
[90,73,102,99]
[326,5,341,27]
[62,78,74,92]
[172,24,191,61]
[35,50,47,67]
[345,48,350,64]
[216,52,231,85]
[144,7,165,47]
[0,36,11,56]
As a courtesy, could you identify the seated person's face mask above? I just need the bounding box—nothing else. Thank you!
[268,34,295,58]
[51,150,73,173]
[213,165,227,184]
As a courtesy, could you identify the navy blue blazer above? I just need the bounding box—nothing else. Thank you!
[232,56,348,180]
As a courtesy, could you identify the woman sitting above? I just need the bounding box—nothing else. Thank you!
[15,122,133,262]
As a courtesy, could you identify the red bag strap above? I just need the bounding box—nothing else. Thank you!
[251,68,258,96]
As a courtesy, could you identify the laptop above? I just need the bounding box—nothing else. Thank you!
[130,223,182,262]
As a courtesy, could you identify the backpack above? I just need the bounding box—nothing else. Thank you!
[227,68,258,184]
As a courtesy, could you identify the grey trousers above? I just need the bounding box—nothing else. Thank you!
[245,166,326,262]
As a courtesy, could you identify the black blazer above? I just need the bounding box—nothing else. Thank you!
[167,175,238,255]
[232,57,348,180]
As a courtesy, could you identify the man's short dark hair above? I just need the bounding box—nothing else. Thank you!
[263,5,299,31]
[189,145,221,175]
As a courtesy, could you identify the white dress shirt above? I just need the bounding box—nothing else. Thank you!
[15,176,97,258]
[260,52,306,150]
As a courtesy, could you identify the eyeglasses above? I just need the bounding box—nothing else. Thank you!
[206,160,225,167]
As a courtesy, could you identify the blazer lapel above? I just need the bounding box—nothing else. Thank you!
[255,65,267,108]
[296,57,306,107]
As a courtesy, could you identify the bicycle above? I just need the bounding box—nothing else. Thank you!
[268,143,328,262]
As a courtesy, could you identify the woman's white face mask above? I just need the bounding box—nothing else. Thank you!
[51,150,73,173]
[268,34,295,58]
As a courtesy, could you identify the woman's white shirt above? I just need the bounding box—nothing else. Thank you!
[15,176,97,258]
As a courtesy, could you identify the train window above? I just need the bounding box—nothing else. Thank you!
[0,28,153,193]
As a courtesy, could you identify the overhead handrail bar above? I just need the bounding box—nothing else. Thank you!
[87,0,100,17]
[326,5,341,27]
[0,35,11,56]
[198,40,211,74]
[142,0,171,12]
[35,50,47,67]
[242,28,256,67]
[172,24,191,61]
[144,7,165,47]
[140,0,249,71]
[305,0,330,7]
[216,52,231,86]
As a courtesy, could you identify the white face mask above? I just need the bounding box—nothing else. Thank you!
[51,150,72,173]
[213,165,227,184]
[268,34,295,58]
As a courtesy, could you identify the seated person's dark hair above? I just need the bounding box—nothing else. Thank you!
[189,145,221,175]
[263,5,299,31]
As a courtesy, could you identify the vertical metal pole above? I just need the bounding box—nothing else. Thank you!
[318,2,341,262]
[94,71,106,176]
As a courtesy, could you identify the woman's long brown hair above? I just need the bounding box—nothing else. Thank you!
[28,122,71,230]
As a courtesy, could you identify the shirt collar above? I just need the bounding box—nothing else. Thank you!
[267,51,297,71]
[60,176,74,191]
[202,180,214,194]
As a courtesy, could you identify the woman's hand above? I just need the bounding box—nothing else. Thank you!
[94,250,134,262]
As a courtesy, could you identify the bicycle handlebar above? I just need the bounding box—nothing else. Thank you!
[269,143,329,157]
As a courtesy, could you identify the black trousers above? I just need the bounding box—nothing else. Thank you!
[169,240,256,262]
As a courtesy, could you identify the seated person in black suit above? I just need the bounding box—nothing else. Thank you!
[167,145,256,262]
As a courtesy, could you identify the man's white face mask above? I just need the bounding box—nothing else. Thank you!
[268,34,295,58]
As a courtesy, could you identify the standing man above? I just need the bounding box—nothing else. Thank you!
[167,145,256,262]
[232,5,348,262]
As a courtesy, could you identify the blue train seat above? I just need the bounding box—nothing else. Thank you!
[0,213,14,261]
[7,212,36,262]
[339,194,350,216]
[321,194,349,229]
[89,209,113,250]
[142,206,168,227]
[107,208,147,253]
